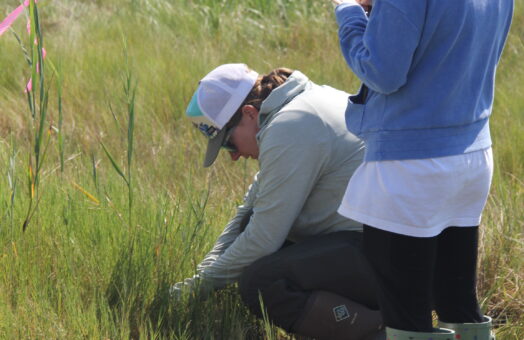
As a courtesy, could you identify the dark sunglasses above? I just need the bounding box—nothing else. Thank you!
[221,126,237,153]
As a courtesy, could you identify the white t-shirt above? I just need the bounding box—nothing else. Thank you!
[338,148,493,238]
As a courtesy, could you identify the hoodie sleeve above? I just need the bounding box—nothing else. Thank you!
[196,174,259,272]
[335,0,426,94]
[199,113,330,289]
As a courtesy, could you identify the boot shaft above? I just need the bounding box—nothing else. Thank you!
[386,327,455,340]
[438,316,495,340]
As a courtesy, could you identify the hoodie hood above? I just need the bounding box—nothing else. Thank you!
[257,71,312,132]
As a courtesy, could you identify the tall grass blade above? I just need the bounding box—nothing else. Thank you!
[22,189,43,233]
[27,157,34,200]
[21,0,49,231]
[91,152,99,194]
[8,135,18,237]
[108,102,124,135]
[10,29,31,66]
[35,5,45,107]
[71,181,100,205]
[28,0,37,119]
[36,127,53,179]
[47,58,64,173]
[121,34,137,230]
[34,85,50,180]
[100,141,129,186]
[23,158,34,232]
[258,292,277,340]
[126,83,136,174]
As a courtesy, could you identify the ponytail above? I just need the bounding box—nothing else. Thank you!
[244,67,294,110]
[226,67,294,128]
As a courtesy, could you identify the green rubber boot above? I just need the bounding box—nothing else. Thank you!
[438,316,495,340]
[386,327,455,340]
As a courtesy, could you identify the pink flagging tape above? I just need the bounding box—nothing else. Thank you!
[24,47,46,92]
[0,0,37,37]
[1,0,45,93]
[25,78,32,92]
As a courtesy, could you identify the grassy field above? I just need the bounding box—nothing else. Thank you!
[0,0,522,339]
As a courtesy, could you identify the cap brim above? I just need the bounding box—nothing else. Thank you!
[203,127,228,168]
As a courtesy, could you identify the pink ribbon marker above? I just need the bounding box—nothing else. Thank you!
[24,47,45,92]
[0,0,37,36]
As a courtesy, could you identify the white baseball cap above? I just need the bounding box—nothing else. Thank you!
[186,64,259,167]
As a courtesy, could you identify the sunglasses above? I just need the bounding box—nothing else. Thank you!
[221,125,238,153]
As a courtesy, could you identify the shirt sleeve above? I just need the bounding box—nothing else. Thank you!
[335,0,425,94]
[199,113,330,289]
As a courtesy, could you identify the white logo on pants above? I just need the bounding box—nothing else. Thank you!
[333,305,350,322]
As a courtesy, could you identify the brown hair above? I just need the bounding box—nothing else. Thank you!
[226,67,294,128]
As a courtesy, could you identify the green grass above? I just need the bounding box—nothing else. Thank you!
[0,0,523,338]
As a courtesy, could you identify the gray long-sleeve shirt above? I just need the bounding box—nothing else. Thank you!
[197,71,365,289]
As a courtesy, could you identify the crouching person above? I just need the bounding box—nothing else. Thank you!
[173,64,384,340]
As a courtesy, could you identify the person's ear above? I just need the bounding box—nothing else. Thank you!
[241,105,259,120]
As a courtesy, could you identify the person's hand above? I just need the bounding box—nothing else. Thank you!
[356,0,372,13]
[169,275,213,301]
[169,275,200,300]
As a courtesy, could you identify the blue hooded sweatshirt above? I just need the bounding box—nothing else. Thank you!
[335,0,513,161]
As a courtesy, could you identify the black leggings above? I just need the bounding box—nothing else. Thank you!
[238,231,379,331]
[363,225,483,332]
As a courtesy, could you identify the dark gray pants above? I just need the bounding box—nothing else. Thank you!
[238,230,379,332]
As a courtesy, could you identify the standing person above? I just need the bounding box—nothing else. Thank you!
[331,0,514,339]
[173,63,385,339]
